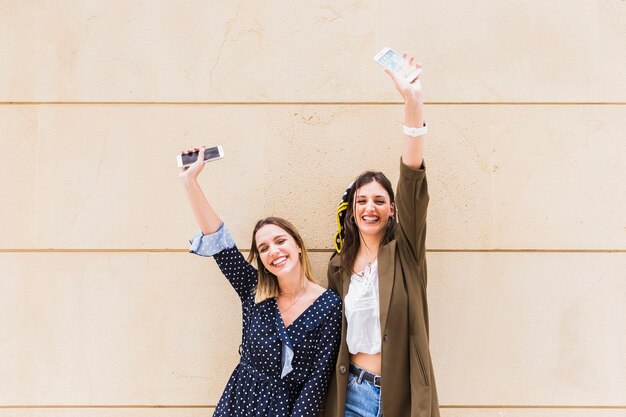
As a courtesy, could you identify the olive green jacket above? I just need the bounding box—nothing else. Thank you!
[323,160,440,417]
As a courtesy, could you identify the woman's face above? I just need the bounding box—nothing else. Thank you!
[353,180,394,239]
[255,224,301,278]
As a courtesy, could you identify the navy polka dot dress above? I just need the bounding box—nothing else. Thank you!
[190,223,342,417]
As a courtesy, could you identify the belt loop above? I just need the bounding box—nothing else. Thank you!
[357,370,365,384]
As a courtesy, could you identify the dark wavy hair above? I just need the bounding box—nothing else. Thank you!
[340,171,397,274]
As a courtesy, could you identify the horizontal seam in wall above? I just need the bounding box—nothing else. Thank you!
[1,249,625,253]
[1,101,625,106]
[0,405,215,409]
[1,405,625,409]
[441,405,626,409]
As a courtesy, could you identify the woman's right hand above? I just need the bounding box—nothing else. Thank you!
[178,146,207,182]
[178,145,222,235]
[385,54,423,104]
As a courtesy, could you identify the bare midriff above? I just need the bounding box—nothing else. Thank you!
[351,352,382,375]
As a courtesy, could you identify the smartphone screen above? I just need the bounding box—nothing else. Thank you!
[180,146,222,166]
[375,49,421,81]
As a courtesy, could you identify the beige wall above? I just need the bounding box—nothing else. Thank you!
[1,1,625,416]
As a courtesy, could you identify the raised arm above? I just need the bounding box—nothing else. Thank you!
[180,146,258,300]
[385,60,429,267]
[179,146,222,235]
[385,57,425,168]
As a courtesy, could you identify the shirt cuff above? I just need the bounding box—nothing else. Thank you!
[189,222,236,257]
[399,157,426,179]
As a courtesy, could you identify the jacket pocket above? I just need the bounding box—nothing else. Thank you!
[411,336,430,387]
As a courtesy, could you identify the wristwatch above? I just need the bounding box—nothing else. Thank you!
[403,122,428,138]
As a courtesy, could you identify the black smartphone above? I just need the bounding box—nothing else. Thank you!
[177,145,224,168]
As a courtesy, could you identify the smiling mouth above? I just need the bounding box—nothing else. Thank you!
[362,216,380,224]
[271,256,288,267]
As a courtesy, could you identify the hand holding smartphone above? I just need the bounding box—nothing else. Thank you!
[374,47,422,82]
[177,145,224,168]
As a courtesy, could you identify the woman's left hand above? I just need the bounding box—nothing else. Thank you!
[385,54,423,103]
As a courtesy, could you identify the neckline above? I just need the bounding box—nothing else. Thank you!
[353,258,379,278]
[276,288,331,329]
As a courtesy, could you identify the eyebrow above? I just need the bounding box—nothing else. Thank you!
[356,194,388,199]
[257,234,288,247]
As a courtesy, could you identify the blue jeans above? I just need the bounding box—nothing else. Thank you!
[344,365,383,417]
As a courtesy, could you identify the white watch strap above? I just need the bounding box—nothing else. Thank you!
[403,123,428,137]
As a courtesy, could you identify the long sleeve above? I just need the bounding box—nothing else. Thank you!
[189,222,258,301]
[290,301,342,417]
[395,158,429,272]
[213,246,258,302]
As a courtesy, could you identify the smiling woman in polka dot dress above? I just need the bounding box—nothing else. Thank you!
[179,149,342,417]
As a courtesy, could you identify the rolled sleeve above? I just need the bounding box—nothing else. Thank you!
[188,222,236,257]
[400,157,426,179]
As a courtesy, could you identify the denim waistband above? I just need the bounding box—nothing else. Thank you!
[349,363,381,387]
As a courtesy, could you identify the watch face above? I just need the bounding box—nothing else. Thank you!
[403,124,427,137]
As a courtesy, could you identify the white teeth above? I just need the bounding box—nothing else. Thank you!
[362,216,380,223]
[272,257,287,267]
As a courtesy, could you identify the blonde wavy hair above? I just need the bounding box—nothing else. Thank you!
[247,217,317,304]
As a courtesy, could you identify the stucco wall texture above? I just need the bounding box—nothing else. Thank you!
[1,1,625,417]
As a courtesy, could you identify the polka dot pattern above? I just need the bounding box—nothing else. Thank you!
[189,226,342,417]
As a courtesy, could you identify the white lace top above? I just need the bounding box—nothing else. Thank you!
[344,259,381,355]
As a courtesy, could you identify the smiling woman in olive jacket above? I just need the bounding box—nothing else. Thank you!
[323,58,440,417]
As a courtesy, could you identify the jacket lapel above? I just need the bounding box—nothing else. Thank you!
[378,240,396,333]
[329,254,348,297]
